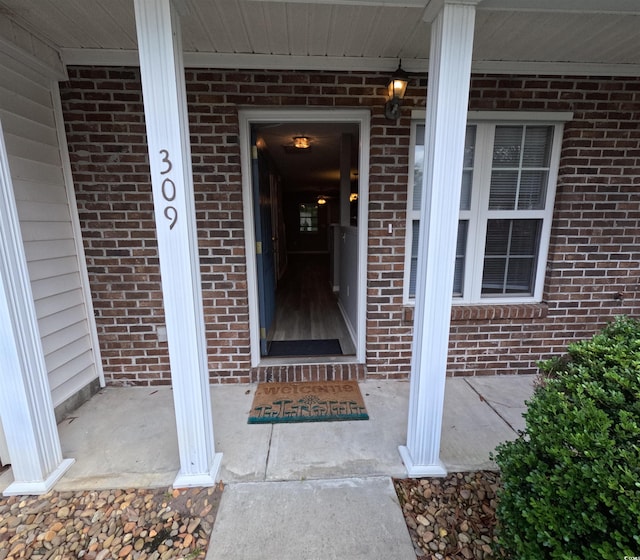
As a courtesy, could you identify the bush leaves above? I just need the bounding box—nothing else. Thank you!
[493,316,640,559]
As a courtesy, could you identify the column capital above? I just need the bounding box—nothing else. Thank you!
[422,0,481,23]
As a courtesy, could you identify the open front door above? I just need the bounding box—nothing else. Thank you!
[270,175,287,281]
[251,130,276,355]
[241,109,370,366]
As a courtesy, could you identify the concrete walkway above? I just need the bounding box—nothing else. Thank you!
[0,376,536,559]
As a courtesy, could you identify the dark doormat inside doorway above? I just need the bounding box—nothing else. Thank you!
[248,380,369,424]
[268,338,342,357]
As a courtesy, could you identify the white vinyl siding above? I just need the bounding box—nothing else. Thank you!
[0,54,98,407]
[405,112,566,305]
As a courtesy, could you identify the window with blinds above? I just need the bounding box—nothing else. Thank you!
[404,116,564,304]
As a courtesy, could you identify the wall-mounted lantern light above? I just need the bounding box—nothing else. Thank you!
[384,61,409,121]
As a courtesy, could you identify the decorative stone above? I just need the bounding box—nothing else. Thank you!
[394,470,503,560]
[423,531,435,543]
[95,550,110,560]
[0,485,222,560]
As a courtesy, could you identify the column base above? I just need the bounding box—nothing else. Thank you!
[399,446,447,477]
[3,457,75,496]
[173,452,223,489]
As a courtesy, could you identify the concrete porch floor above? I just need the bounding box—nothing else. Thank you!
[0,375,536,492]
[0,376,536,560]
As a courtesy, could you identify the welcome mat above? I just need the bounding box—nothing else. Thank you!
[268,338,342,357]
[248,380,369,424]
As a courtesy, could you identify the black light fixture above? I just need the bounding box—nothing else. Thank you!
[385,61,410,121]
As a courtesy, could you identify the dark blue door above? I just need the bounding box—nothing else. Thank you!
[251,129,276,355]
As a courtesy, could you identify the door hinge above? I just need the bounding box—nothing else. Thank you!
[252,145,258,160]
[256,241,262,254]
[260,327,266,339]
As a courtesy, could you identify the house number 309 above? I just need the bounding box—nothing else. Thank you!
[159,149,177,230]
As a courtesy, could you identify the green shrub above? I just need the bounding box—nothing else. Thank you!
[493,316,640,559]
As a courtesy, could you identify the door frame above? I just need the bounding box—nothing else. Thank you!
[239,108,370,367]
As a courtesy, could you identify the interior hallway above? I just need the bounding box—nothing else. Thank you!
[270,253,356,355]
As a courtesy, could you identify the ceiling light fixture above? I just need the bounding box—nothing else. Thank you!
[317,196,327,205]
[293,136,311,149]
[385,61,410,121]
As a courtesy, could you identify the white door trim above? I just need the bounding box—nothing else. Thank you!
[238,108,370,366]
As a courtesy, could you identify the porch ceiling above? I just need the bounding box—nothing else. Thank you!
[0,0,639,72]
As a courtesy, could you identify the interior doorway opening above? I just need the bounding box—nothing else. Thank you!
[240,110,369,365]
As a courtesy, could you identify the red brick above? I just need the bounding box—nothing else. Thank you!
[62,69,640,384]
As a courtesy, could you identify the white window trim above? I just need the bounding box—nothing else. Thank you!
[405,110,572,306]
[402,122,421,304]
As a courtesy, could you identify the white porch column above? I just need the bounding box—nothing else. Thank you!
[0,123,74,496]
[399,0,477,476]
[134,0,221,487]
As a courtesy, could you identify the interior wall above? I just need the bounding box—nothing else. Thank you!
[338,226,359,337]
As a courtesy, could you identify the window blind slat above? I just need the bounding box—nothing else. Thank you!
[409,220,420,297]
[492,126,522,168]
[489,170,518,210]
[518,170,548,210]
[523,126,553,167]
[454,220,468,296]
[481,219,541,296]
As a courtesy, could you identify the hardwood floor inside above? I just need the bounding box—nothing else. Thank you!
[269,253,356,355]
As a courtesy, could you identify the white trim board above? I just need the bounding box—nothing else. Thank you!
[60,49,640,77]
[412,110,575,121]
[238,108,370,367]
[51,82,105,389]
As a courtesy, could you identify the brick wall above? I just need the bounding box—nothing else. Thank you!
[60,68,640,385]
[448,75,640,376]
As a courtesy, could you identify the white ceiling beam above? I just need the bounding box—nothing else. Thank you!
[61,48,640,77]
[244,0,429,7]
[472,60,640,76]
[477,0,640,14]
[244,0,640,13]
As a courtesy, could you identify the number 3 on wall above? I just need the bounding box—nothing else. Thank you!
[159,149,178,230]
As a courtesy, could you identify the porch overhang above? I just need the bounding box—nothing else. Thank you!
[1,0,640,77]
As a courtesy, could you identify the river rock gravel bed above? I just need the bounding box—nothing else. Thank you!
[394,471,502,560]
[0,484,223,560]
